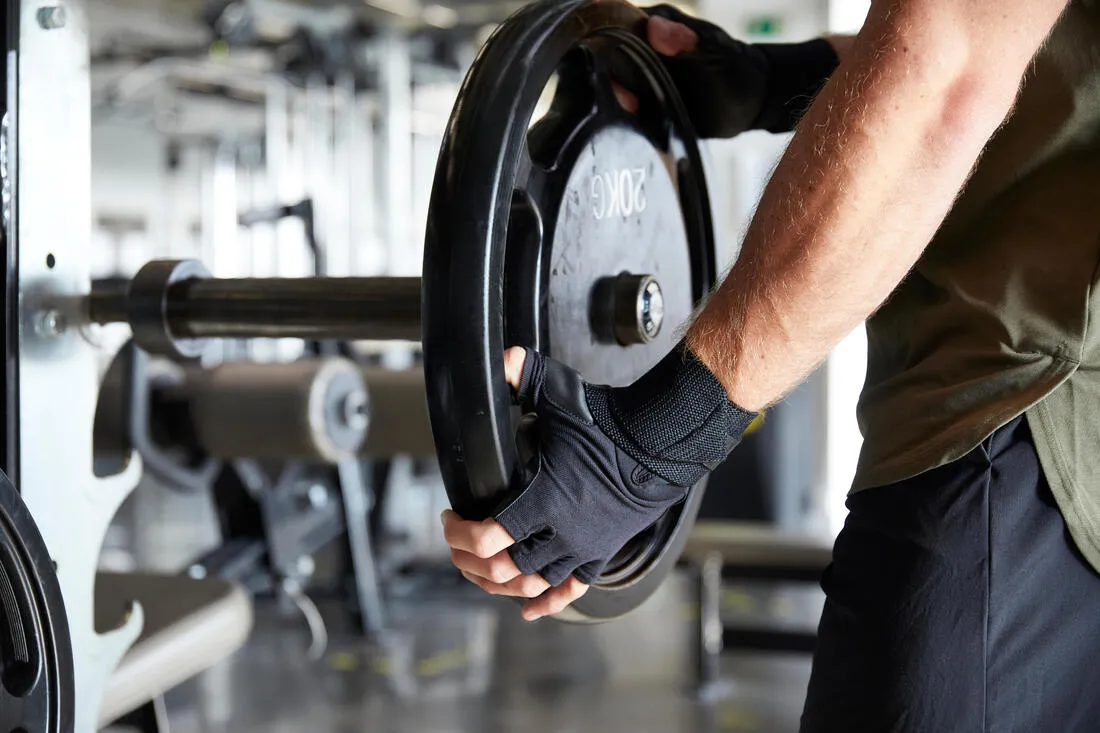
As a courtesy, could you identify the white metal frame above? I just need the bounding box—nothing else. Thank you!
[15,1,144,729]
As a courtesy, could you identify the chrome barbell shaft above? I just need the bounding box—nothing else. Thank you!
[89,274,423,342]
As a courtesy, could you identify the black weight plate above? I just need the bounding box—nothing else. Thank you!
[0,472,74,732]
[423,0,717,621]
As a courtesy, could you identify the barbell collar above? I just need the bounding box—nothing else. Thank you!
[126,259,212,359]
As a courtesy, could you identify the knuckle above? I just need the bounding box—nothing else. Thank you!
[470,537,488,558]
[489,562,512,584]
[451,550,473,573]
[472,536,495,559]
[521,577,545,597]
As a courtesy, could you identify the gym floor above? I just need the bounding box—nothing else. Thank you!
[126,576,816,733]
[101,481,821,733]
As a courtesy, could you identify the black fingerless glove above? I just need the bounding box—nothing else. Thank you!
[643,4,839,136]
[494,342,757,585]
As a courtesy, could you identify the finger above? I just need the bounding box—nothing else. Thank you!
[461,570,552,599]
[503,346,526,389]
[611,81,638,113]
[441,510,515,558]
[450,548,523,584]
[521,577,590,621]
[647,15,698,56]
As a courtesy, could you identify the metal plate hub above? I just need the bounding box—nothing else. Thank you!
[548,125,691,383]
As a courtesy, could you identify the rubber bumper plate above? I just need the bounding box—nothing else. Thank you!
[0,470,74,732]
[423,0,718,622]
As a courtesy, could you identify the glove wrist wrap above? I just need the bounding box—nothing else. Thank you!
[497,345,756,585]
[753,39,840,133]
[585,342,757,489]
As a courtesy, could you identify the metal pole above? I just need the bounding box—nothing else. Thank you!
[305,73,329,272]
[353,93,381,275]
[88,276,423,342]
[695,553,724,693]
[379,31,412,276]
[332,72,355,278]
[265,76,289,276]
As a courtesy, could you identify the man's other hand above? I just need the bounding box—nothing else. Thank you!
[441,347,589,623]
[612,12,699,112]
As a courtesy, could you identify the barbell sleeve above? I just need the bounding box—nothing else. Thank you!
[165,276,422,341]
[88,261,423,349]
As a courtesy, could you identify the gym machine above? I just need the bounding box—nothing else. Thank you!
[94,346,399,638]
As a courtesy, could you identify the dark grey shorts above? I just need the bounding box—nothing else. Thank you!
[801,415,1100,732]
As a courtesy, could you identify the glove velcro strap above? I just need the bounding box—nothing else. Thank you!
[587,343,757,487]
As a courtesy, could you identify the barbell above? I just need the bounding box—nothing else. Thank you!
[87,0,718,622]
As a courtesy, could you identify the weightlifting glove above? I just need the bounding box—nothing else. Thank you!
[494,342,757,586]
[642,4,839,136]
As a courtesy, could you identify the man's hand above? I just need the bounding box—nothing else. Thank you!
[441,511,591,621]
[441,348,589,622]
[619,6,841,136]
[443,344,756,620]
[611,11,699,112]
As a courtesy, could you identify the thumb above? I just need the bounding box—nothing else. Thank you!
[504,346,527,389]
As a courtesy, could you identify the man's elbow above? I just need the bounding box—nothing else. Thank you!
[937,70,1022,144]
[863,0,1057,136]
[891,29,1032,148]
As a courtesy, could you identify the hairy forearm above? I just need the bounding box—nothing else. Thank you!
[688,2,1066,411]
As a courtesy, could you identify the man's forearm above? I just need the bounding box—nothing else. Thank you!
[688,0,1068,411]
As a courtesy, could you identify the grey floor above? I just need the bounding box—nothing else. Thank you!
[141,572,818,733]
[102,476,822,733]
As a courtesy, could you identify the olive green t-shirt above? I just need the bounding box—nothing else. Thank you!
[853,1,1100,569]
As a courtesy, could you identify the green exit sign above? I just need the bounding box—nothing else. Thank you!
[746,16,784,36]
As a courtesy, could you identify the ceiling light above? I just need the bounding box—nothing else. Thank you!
[365,0,417,19]
[422,4,459,29]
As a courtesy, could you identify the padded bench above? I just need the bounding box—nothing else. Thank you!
[681,521,834,690]
[96,572,254,728]
[683,520,834,579]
